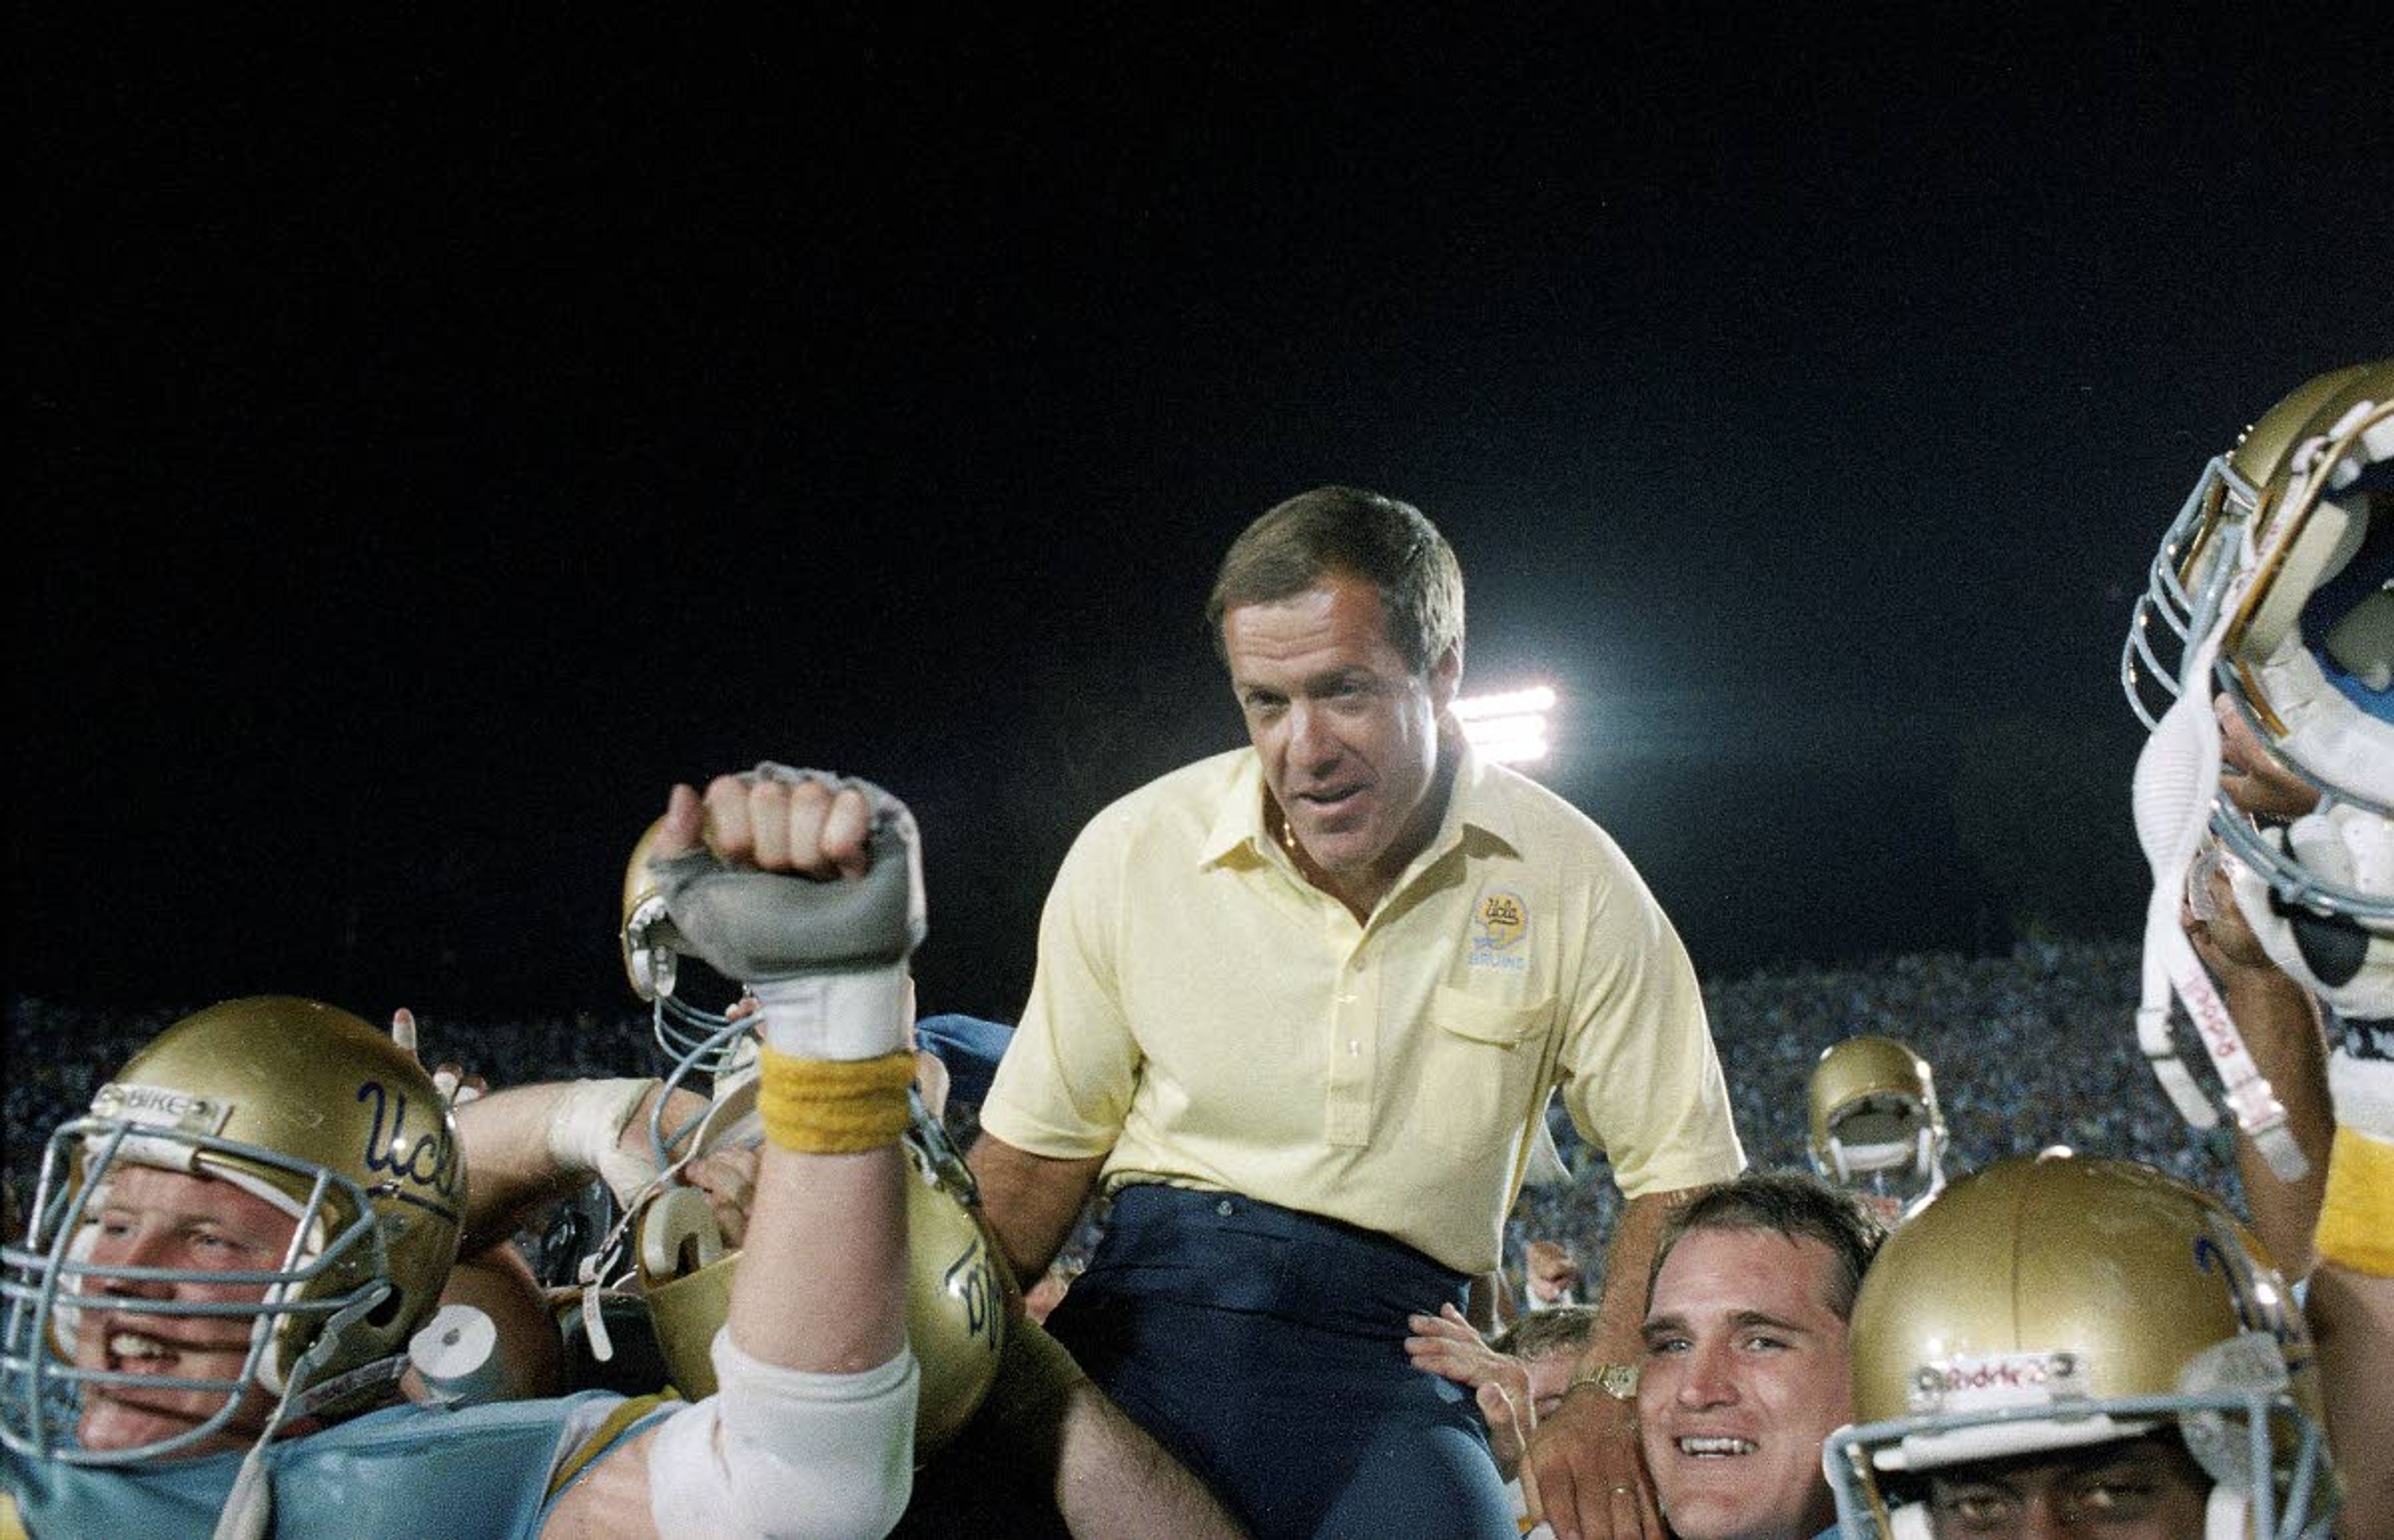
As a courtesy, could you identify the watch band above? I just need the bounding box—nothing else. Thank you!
[1567,1362,1640,1400]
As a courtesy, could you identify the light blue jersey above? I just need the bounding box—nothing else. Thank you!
[3,1390,668,1539]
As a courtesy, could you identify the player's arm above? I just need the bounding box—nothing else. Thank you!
[2308,1259,2394,1540]
[546,770,924,1540]
[2307,1011,2394,1540]
[1526,863,1741,1540]
[1406,1302,1537,1475]
[2183,855,2335,1276]
[454,1077,708,1254]
[1519,1188,1691,1540]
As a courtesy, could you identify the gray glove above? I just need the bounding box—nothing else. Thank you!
[651,764,927,984]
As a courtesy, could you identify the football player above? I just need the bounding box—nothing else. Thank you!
[2122,359,2390,1175]
[1825,1152,2337,1539]
[2123,359,2392,1536]
[1804,1036,1948,1228]
[614,772,1245,1539]
[2,768,926,1539]
[1637,1172,1885,1540]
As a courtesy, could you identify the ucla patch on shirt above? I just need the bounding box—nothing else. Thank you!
[1469,890,1530,972]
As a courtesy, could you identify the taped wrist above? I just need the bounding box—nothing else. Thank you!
[645,1327,918,1540]
[757,1047,914,1153]
[545,1078,664,1205]
[751,968,910,1061]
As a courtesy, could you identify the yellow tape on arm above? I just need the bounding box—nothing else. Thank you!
[756,1047,915,1153]
[2316,1125,2394,1278]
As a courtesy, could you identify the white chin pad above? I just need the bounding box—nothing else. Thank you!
[1831,1138,1919,1177]
[2286,803,2394,903]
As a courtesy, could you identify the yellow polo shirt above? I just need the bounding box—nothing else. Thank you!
[980,743,1746,1276]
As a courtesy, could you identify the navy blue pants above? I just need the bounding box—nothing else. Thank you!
[913,1013,1016,1107]
[1044,1185,1516,1540]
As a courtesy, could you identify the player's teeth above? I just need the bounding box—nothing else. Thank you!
[110,1333,170,1359]
[1680,1437,1755,1455]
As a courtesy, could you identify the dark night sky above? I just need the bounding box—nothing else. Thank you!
[12,11,2392,1025]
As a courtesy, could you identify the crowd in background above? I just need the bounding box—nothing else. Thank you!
[4,936,2234,1299]
[1504,938,2235,1299]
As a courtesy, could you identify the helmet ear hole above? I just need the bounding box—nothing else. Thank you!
[365,1286,406,1332]
[2285,904,2368,988]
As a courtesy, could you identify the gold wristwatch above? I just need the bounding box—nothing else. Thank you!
[1570,1362,1639,1401]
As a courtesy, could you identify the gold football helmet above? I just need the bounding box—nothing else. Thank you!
[1,997,463,1463]
[622,814,754,1080]
[1804,1036,1946,1223]
[633,1074,1012,1461]
[2123,359,2392,925]
[1826,1153,2336,1539]
[2122,360,2391,1169]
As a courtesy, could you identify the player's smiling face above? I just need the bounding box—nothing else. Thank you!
[1638,1228,1852,1540]
[73,1163,298,1458]
[1223,569,1458,913]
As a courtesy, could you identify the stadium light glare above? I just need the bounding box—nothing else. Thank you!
[1451,685,1557,721]
[1454,684,1557,766]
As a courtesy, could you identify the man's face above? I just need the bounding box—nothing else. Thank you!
[1638,1227,1853,1540]
[1527,1240,1582,1302]
[1923,1435,2211,1539]
[1222,570,1457,908]
[72,1163,299,1456]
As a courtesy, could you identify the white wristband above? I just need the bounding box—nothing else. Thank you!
[751,966,911,1061]
[544,1077,663,1205]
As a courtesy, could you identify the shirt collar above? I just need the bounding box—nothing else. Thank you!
[1198,733,1526,873]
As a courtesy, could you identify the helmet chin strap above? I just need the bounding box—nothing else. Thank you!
[210,1285,404,1540]
[2132,628,2310,1181]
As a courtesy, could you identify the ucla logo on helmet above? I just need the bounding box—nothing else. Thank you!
[941,1231,1006,1354]
[358,1079,464,1220]
[1470,890,1530,972]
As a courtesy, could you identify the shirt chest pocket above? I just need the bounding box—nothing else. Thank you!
[1410,987,1555,1158]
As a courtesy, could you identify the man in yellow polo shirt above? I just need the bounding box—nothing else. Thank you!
[971,484,1746,1540]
